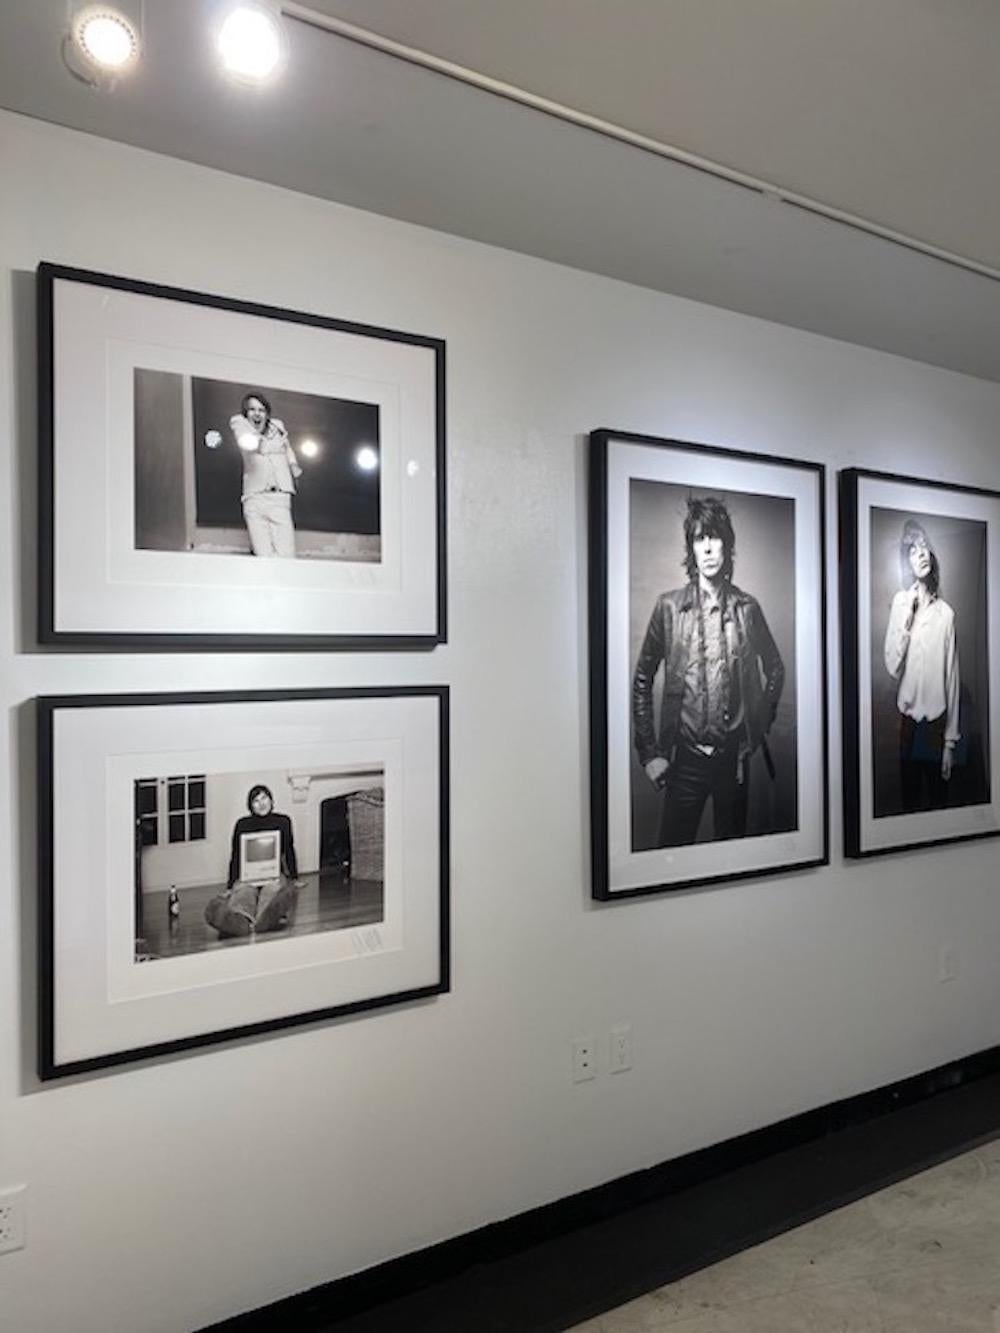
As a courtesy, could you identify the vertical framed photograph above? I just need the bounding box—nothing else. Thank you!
[39,687,449,1078]
[841,468,1000,857]
[38,263,446,649]
[590,429,828,900]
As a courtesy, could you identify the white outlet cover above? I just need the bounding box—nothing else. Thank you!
[0,1185,27,1255]
[610,1023,633,1073]
[572,1037,596,1083]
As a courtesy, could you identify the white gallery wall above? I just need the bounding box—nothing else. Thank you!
[3,109,1000,1333]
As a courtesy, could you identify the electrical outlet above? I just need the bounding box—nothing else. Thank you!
[0,1186,26,1255]
[610,1023,633,1074]
[572,1036,596,1083]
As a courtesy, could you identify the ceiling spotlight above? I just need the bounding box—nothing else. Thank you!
[299,438,320,459]
[356,446,379,473]
[62,2,140,91]
[67,4,141,78]
[217,4,286,84]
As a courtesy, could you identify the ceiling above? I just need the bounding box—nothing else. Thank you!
[2,0,1000,380]
[309,0,1000,274]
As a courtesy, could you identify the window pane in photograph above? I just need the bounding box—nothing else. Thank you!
[136,781,157,817]
[188,811,205,841]
[168,813,186,843]
[188,778,205,810]
[168,779,185,812]
[139,816,158,847]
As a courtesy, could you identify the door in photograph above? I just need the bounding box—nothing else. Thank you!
[320,796,351,881]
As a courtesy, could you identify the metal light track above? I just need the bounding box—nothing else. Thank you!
[282,2,1000,287]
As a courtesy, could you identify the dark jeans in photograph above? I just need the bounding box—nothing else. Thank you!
[657,737,748,847]
[899,713,948,813]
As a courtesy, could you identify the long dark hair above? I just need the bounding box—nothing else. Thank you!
[683,496,735,583]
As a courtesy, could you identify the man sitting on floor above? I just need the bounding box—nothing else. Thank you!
[204,784,305,938]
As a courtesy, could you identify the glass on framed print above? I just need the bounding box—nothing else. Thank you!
[840,468,1000,858]
[38,687,449,1078]
[38,263,446,649]
[589,429,828,899]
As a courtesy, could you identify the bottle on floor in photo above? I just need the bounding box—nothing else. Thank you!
[168,885,180,927]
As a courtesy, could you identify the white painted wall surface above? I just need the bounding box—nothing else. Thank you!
[2,110,1000,1333]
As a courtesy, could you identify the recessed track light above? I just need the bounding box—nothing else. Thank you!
[217,4,287,84]
[71,4,140,72]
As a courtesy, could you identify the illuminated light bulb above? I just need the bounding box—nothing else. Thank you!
[72,6,140,70]
[217,5,285,83]
[356,446,379,473]
[299,438,320,459]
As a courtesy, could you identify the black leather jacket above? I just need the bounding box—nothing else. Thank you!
[632,581,784,768]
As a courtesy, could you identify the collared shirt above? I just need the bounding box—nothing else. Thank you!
[679,586,743,749]
[884,585,960,743]
[229,415,302,500]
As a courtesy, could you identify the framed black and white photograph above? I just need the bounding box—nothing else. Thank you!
[38,263,445,649]
[39,687,449,1078]
[841,468,1000,858]
[590,429,828,899]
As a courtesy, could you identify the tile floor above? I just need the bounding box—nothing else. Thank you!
[568,1138,1000,1332]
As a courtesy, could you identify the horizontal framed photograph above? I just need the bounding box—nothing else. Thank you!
[840,468,1000,857]
[590,429,828,899]
[38,687,449,1078]
[38,263,446,649]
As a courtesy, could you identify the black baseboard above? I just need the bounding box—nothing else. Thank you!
[202,1043,1000,1333]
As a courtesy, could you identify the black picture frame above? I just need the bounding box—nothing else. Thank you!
[38,262,447,650]
[590,428,829,900]
[840,467,1000,858]
[38,686,450,1079]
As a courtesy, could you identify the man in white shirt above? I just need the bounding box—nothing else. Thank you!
[229,392,303,557]
[883,518,960,812]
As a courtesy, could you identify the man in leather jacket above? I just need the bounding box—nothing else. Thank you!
[632,496,785,846]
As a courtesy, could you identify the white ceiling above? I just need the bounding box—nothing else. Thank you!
[2,0,1000,380]
[311,0,1000,273]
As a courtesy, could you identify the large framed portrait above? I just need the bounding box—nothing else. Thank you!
[38,263,446,649]
[840,468,1000,857]
[590,429,828,899]
[38,687,449,1078]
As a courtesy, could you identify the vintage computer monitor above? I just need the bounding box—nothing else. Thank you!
[239,829,281,885]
